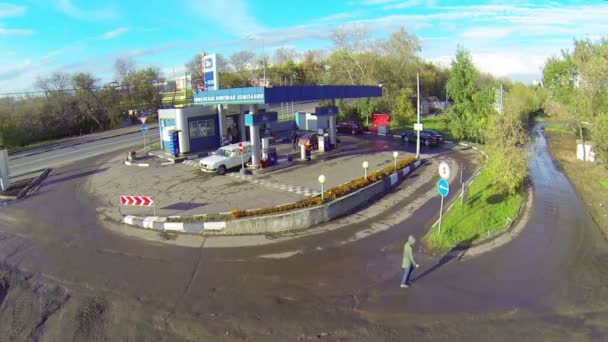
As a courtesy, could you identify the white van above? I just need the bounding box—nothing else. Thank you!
[199,142,252,175]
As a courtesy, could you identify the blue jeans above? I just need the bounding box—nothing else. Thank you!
[401,266,414,285]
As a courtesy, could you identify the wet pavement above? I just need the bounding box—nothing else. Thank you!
[0,128,607,340]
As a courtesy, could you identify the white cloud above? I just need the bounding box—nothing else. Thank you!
[471,51,547,78]
[461,27,513,40]
[102,27,128,40]
[0,28,33,36]
[188,0,267,36]
[55,0,117,21]
[384,0,422,10]
[0,3,25,18]
[361,0,400,5]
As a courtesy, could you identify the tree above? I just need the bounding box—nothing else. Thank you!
[591,114,608,163]
[485,113,528,194]
[301,50,327,85]
[393,88,415,127]
[329,24,375,85]
[445,48,496,143]
[229,50,256,84]
[72,72,105,130]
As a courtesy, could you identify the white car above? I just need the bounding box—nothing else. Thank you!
[199,142,252,175]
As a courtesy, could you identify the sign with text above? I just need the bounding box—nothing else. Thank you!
[315,106,339,116]
[202,53,219,91]
[245,112,278,126]
[194,87,265,105]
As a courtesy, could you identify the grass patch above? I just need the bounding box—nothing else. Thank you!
[424,168,524,252]
[147,142,161,150]
[600,179,608,191]
[544,124,576,136]
[167,214,230,223]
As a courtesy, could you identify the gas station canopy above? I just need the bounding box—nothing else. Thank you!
[193,85,382,106]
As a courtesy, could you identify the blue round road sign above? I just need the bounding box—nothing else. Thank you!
[140,124,148,133]
[438,178,449,197]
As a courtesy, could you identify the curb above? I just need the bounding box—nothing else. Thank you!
[124,160,150,167]
[122,160,424,234]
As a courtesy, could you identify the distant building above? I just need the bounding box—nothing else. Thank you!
[175,75,193,91]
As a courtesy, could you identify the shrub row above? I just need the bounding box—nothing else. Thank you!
[231,156,417,219]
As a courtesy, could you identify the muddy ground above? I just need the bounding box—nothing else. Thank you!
[545,131,608,238]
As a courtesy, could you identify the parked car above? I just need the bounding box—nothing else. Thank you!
[336,121,365,135]
[298,133,319,150]
[199,142,252,175]
[401,129,444,146]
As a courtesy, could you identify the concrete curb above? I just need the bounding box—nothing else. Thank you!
[124,160,150,167]
[122,160,424,234]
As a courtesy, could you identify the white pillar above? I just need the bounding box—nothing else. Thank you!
[217,104,225,142]
[328,115,336,148]
[175,108,189,154]
[249,104,261,168]
[239,105,247,142]
[0,149,11,191]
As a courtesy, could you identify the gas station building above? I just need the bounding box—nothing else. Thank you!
[157,85,382,168]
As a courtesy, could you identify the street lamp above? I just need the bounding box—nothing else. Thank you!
[362,161,369,179]
[247,34,266,86]
[318,174,326,200]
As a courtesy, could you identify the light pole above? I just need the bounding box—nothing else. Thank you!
[416,72,421,159]
[362,161,369,180]
[318,174,326,200]
[393,151,399,171]
[247,34,266,86]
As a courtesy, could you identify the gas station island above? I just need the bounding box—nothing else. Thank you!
[157,85,382,169]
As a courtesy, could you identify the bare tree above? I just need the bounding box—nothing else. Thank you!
[273,47,298,66]
[229,50,256,83]
[114,57,135,82]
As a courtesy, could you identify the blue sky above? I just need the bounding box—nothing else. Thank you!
[1,0,607,93]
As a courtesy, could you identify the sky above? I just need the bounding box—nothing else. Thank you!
[1,0,607,94]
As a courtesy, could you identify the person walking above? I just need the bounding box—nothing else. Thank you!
[290,129,299,151]
[400,235,419,288]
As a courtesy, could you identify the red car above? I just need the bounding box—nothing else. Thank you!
[336,121,365,135]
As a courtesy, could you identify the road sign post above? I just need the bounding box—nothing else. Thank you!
[438,161,451,180]
[437,178,450,234]
[239,142,244,170]
[140,124,149,152]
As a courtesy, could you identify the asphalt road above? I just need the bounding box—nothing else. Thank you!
[5,100,333,178]
[0,127,607,340]
[8,125,159,178]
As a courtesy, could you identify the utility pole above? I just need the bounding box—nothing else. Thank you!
[416,72,421,159]
[500,83,504,114]
[262,39,266,86]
